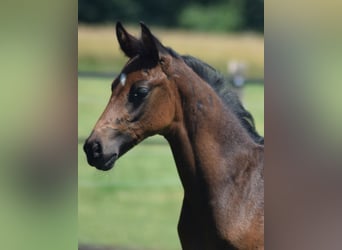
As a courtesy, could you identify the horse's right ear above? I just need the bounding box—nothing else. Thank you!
[116,22,140,58]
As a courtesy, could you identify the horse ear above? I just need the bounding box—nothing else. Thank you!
[140,22,162,62]
[116,22,141,58]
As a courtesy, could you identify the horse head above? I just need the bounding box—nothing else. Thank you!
[84,22,180,171]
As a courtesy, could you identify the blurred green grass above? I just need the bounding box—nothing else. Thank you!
[78,77,263,250]
[78,144,182,250]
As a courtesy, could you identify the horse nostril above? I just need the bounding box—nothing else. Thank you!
[92,141,99,152]
[84,139,103,160]
[92,141,102,158]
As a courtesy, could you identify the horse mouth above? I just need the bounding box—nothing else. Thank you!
[95,153,118,171]
[84,132,137,171]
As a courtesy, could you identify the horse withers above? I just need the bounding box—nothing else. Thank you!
[84,22,264,250]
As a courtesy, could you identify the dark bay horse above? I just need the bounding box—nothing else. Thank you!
[84,22,264,250]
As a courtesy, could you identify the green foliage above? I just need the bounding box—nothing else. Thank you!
[178,3,243,32]
[242,0,264,32]
[78,0,141,23]
[78,0,263,32]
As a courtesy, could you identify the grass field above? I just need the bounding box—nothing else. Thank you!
[78,76,263,250]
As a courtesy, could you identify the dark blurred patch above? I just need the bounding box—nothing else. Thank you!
[14,141,76,202]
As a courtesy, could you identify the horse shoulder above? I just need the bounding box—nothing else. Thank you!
[214,144,264,249]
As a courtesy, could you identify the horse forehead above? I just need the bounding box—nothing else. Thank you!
[119,57,164,86]
[123,64,161,80]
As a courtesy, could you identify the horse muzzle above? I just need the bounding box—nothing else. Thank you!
[83,131,135,171]
[83,138,117,171]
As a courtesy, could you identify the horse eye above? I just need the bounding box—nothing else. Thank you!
[129,87,150,104]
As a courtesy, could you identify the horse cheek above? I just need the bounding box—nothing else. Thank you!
[144,100,171,135]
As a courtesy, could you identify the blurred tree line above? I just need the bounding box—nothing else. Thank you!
[78,0,263,32]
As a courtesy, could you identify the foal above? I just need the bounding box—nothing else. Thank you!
[84,22,264,250]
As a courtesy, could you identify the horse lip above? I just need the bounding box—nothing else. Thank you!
[89,133,135,171]
[95,153,118,171]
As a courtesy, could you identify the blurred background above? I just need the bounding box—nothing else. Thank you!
[78,1,263,250]
[2,0,341,250]
[78,0,264,77]
[78,0,263,31]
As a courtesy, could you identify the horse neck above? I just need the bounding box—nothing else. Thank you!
[164,68,260,198]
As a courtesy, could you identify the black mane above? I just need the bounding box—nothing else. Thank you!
[181,55,264,145]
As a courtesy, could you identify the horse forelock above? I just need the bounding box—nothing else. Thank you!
[125,55,140,67]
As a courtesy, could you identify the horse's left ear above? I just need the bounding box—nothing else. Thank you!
[140,22,164,62]
[116,22,141,58]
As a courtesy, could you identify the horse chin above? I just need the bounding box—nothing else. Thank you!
[94,154,118,171]
[92,136,137,171]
